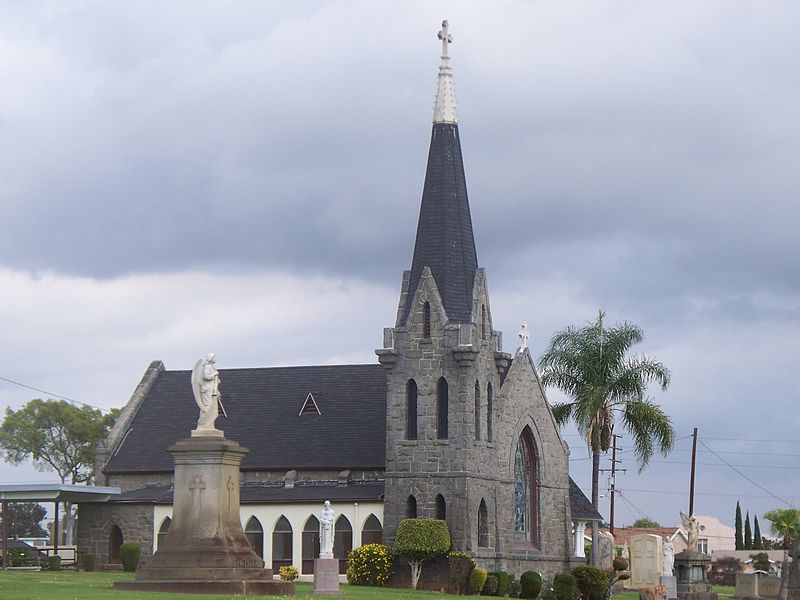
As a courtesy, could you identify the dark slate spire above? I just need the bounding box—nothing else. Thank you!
[401,20,478,325]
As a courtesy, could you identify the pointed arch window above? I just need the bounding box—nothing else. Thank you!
[406,379,418,440]
[272,516,293,572]
[474,381,481,441]
[407,495,418,519]
[108,524,123,563]
[334,515,353,574]
[481,305,487,340]
[437,377,448,439]
[436,494,446,521]
[156,517,171,551]
[478,500,489,547]
[362,514,383,545]
[486,382,493,443]
[245,516,264,559]
[423,301,431,338]
[514,427,538,545]
[302,515,320,574]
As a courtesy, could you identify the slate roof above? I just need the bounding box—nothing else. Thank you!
[113,482,385,505]
[569,479,604,521]
[104,364,386,474]
[402,123,478,325]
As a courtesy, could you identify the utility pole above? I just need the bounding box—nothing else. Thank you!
[689,427,698,516]
[599,434,626,534]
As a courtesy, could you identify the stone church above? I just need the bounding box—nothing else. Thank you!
[77,22,599,580]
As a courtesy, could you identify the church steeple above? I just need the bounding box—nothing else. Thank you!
[401,20,478,325]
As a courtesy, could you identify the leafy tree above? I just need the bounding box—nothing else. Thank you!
[753,516,763,550]
[745,511,753,550]
[763,508,800,600]
[539,311,673,565]
[0,399,120,544]
[0,502,48,538]
[736,501,744,550]
[632,518,661,528]
[750,552,771,573]
[392,519,450,589]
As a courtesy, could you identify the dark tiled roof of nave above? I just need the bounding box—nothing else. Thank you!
[114,481,385,504]
[402,123,479,325]
[105,364,387,473]
[569,479,604,521]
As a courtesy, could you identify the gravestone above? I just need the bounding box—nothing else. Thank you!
[597,532,615,570]
[733,573,759,600]
[661,575,678,600]
[758,576,782,599]
[631,534,664,588]
[674,550,716,600]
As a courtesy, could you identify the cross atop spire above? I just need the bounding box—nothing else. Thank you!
[433,19,458,124]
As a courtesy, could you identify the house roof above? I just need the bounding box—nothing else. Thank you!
[104,364,387,474]
[402,123,478,325]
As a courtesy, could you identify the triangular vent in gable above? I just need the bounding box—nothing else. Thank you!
[299,392,321,416]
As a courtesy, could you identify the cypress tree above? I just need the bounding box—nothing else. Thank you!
[753,516,763,550]
[735,501,744,550]
[744,511,753,550]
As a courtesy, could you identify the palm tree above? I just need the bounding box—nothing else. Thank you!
[763,508,800,600]
[539,310,674,565]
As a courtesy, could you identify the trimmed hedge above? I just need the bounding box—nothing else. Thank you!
[47,556,62,572]
[449,551,477,594]
[346,543,393,586]
[82,552,96,572]
[572,566,609,600]
[492,571,511,597]
[552,573,580,600]
[119,542,141,572]
[393,519,451,561]
[482,574,499,596]
[468,567,489,595]
[521,571,543,599]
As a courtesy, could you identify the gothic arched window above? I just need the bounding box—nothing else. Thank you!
[302,515,320,574]
[406,379,418,440]
[272,515,293,572]
[514,427,538,545]
[334,515,353,574]
[423,301,431,338]
[436,494,446,521]
[407,495,418,519]
[437,378,448,439]
[157,517,171,551]
[245,516,264,559]
[362,514,383,545]
[481,305,487,339]
[478,499,489,547]
[486,382,493,442]
[474,381,481,441]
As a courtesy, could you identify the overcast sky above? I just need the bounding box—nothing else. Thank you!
[1,1,798,531]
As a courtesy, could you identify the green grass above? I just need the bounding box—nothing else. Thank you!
[0,570,468,600]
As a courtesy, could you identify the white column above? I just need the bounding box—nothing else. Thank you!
[574,521,587,558]
[353,503,361,548]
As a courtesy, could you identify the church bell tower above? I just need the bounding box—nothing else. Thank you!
[377,20,512,553]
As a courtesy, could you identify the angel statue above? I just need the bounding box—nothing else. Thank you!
[680,511,700,552]
[191,353,227,435]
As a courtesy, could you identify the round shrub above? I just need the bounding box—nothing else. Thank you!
[613,557,629,571]
[449,551,477,594]
[509,576,522,598]
[279,565,298,581]
[493,571,512,597]
[520,571,543,599]
[346,543,393,586]
[572,566,609,600]
[82,552,96,572]
[468,567,489,595]
[482,573,499,596]
[552,573,580,600]
[119,542,141,572]
[47,556,62,571]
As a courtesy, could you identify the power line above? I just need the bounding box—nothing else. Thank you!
[617,488,800,500]
[698,440,795,508]
[0,375,110,413]
[647,460,800,470]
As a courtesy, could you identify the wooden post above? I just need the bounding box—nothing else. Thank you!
[689,427,698,516]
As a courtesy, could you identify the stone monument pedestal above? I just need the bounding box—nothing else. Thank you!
[661,575,678,600]
[313,558,341,596]
[674,550,717,600]
[114,436,293,596]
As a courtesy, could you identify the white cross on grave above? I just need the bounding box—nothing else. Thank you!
[438,19,452,58]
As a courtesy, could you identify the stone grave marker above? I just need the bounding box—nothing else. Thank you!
[631,534,664,588]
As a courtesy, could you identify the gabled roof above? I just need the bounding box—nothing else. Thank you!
[569,479,603,521]
[105,364,386,474]
[402,123,478,325]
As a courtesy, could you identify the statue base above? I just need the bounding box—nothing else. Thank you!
[313,558,341,596]
[114,436,293,596]
[661,575,678,600]
[675,550,716,600]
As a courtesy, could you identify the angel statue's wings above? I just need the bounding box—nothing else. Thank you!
[191,358,204,410]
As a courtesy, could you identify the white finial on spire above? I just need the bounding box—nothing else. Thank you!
[517,322,529,354]
[433,19,458,124]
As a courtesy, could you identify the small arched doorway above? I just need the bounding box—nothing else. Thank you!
[108,524,123,563]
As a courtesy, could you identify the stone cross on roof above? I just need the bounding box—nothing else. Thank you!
[438,19,452,58]
[518,321,529,354]
[433,19,458,124]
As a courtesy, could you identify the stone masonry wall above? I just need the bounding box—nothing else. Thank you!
[77,503,154,567]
